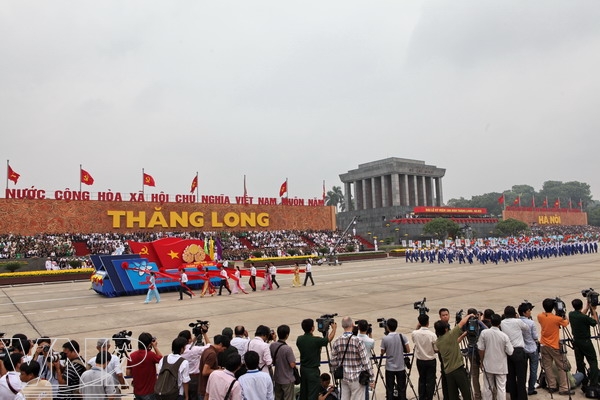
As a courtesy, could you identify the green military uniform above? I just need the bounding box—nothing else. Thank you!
[568,310,598,387]
[297,333,329,400]
[436,325,472,400]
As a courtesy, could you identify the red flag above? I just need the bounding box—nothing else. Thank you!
[542,198,548,207]
[513,197,520,205]
[279,180,287,197]
[127,240,161,265]
[190,175,198,194]
[7,165,20,184]
[153,238,212,270]
[497,195,504,205]
[80,169,94,185]
[143,173,156,187]
[554,198,560,208]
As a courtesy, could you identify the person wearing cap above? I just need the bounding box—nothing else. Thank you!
[80,352,118,400]
[519,302,540,396]
[87,339,127,392]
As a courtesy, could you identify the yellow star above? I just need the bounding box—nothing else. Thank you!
[168,250,179,259]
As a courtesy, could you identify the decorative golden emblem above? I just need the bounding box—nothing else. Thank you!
[182,243,206,263]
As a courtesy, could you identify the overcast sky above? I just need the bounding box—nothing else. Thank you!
[2,1,599,203]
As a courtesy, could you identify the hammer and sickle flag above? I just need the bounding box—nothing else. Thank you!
[80,169,95,185]
[143,173,156,187]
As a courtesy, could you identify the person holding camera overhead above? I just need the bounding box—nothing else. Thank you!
[126,332,163,400]
[569,295,599,393]
[537,298,571,395]
[434,313,475,400]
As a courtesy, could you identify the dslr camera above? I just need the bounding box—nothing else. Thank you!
[582,288,599,307]
[316,313,337,335]
[413,298,429,315]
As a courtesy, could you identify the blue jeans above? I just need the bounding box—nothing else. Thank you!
[525,350,539,394]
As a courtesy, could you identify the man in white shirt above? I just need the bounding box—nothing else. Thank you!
[238,351,274,400]
[478,314,514,400]
[303,259,314,286]
[249,263,257,291]
[412,314,437,400]
[86,339,126,392]
[230,326,249,360]
[500,306,529,400]
[0,353,23,400]
[179,269,193,300]
[218,266,232,295]
[157,337,191,400]
[179,329,210,398]
[247,326,273,373]
[269,263,280,289]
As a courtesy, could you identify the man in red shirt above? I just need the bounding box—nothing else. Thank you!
[126,332,163,400]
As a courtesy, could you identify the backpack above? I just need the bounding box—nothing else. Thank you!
[155,356,185,400]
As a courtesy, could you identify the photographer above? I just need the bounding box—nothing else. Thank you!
[126,332,163,400]
[297,318,337,400]
[434,312,475,400]
[33,337,59,397]
[537,298,571,395]
[87,339,127,392]
[458,308,486,400]
[518,302,540,396]
[500,306,528,400]
[247,325,273,373]
[53,340,87,400]
[412,314,437,400]
[380,318,410,400]
[330,317,373,400]
[568,297,599,392]
[179,328,210,398]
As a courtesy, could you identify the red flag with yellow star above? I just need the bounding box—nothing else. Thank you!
[153,238,212,270]
[7,164,20,184]
[80,169,94,185]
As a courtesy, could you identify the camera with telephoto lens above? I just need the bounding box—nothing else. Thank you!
[189,320,210,337]
[112,330,133,350]
[413,297,429,315]
[377,317,387,329]
[316,313,337,335]
[582,288,599,307]
[553,297,567,318]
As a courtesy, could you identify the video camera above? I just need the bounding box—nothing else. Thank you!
[413,297,429,315]
[582,288,599,307]
[316,313,337,335]
[112,330,133,350]
[377,317,387,329]
[553,297,567,318]
[189,320,210,337]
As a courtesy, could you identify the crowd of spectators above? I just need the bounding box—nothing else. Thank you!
[2,225,599,263]
[0,229,360,262]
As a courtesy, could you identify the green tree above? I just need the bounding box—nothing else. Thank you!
[539,181,592,207]
[423,218,460,239]
[495,218,529,237]
[325,186,346,211]
[587,201,600,226]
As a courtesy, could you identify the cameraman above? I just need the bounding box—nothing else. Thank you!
[537,298,571,395]
[297,318,337,400]
[434,313,475,400]
[34,337,59,397]
[380,318,410,400]
[568,298,599,391]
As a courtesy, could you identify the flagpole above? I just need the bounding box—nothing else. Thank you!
[286,177,288,199]
[195,171,199,203]
[142,168,145,197]
[79,164,82,193]
[243,175,247,197]
[5,160,9,193]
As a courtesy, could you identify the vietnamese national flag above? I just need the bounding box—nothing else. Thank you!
[80,169,94,185]
[190,175,198,194]
[554,198,560,208]
[497,195,504,205]
[7,165,20,184]
[513,197,520,205]
[279,180,287,197]
[542,199,547,207]
[143,173,156,187]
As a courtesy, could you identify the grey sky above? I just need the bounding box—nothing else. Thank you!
[2,1,599,203]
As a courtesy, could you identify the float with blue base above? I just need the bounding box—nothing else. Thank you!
[90,237,225,297]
